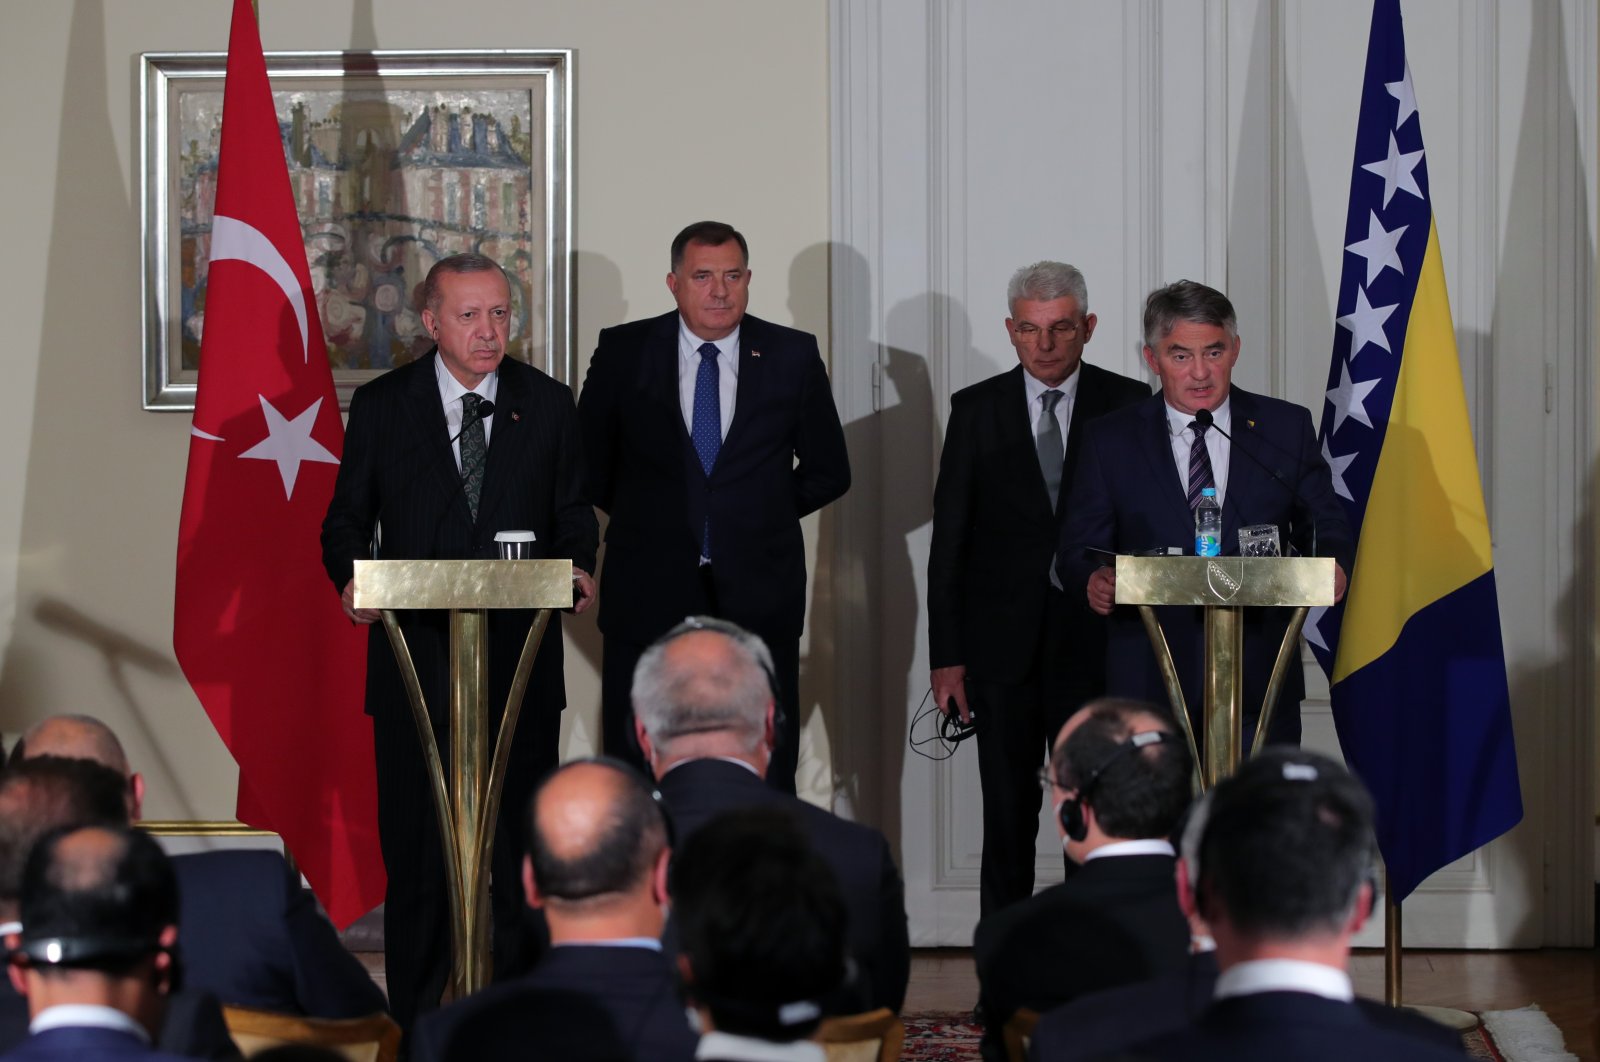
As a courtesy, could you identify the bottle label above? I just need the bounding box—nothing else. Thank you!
[1195,533,1221,557]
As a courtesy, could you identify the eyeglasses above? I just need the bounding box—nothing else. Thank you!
[1036,765,1062,791]
[1011,321,1081,342]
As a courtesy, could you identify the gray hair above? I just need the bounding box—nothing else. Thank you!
[1007,261,1089,315]
[631,617,776,753]
[1142,279,1238,348]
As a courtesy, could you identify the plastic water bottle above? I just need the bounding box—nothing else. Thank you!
[1194,487,1221,557]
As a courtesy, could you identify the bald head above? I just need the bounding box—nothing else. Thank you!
[524,760,666,911]
[631,620,775,765]
[17,717,129,776]
[0,758,130,916]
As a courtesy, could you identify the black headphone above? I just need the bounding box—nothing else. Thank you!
[1056,730,1173,842]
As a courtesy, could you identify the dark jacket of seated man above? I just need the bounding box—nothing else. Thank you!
[973,700,1193,1062]
[412,760,696,1062]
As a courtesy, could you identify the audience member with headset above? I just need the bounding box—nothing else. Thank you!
[1115,749,1466,1061]
[633,616,910,1015]
[673,808,848,1062]
[411,758,696,1062]
[3,823,192,1062]
[972,697,1192,1061]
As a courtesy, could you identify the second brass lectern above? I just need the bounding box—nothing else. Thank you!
[352,558,573,997]
[1114,555,1334,788]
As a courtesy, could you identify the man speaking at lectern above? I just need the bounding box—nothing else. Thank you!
[322,252,598,1032]
[1058,280,1352,747]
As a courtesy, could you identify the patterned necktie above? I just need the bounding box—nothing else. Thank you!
[1035,389,1065,509]
[1186,420,1215,510]
[460,392,487,522]
[690,343,721,558]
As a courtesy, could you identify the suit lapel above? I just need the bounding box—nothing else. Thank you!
[1138,396,1191,521]
[649,313,695,454]
[475,361,533,530]
[720,316,767,464]
[407,352,465,516]
[1220,389,1260,550]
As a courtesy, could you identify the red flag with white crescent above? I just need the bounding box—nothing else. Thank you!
[174,0,384,927]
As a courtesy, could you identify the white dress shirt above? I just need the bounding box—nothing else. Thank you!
[1022,363,1080,456]
[434,354,498,471]
[30,1004,150,1041]
[1162,394,1231,505]
[1080,838,1176,863]
[678,318,740,441]
[1214,958,1355,1002]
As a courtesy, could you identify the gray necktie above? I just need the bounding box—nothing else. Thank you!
[460,393,487,522]
[1036,389,1065,509]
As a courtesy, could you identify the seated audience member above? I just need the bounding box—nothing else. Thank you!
[1122,749,1464,1062]
[411,759,695,1062]
[672,808,847,1062]
[14,716,385,1020]
[0,757,238,1060]
[973,698,1191,1060]
[634,617,909,1013]
[3,824,191,1061]
[1027,799,1464,1060]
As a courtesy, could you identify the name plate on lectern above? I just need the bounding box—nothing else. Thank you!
[1114,555,1335,608]
[352,558,574,611]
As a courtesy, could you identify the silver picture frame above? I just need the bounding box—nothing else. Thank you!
[141,49,574,411]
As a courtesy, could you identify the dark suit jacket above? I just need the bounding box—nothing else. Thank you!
[322,352,599,725]
[1123,990,1467,1062]
[1058,388,1354,722]
[973,854,1189,1035]
[173,850,385,1019]
[1028,951,1465,1061]
[929,363,1151,683]
[0,986,238,1060]
[410,945,695,1062]
[579,311,849,645]
[655,759,909,1014]
[0,1025,196,1062]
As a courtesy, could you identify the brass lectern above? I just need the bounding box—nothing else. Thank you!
[351,558,573,997]
[1113,555,1335,788]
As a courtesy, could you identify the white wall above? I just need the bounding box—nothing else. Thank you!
[0,0,831,821]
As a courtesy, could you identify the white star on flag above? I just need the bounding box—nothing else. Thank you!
[1360,132,1425,207]
[238,395,339,500]
[1304,605,1330,652]
[1326,361,1381,434]
[1345,210,1409,284]
[1336,286,1398,359]
[1386,62,1418,127]
[1321,438,1358,502]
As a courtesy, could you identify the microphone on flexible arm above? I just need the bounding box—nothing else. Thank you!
[1191,407,1316,559]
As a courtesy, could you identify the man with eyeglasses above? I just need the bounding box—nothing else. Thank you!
[928,261,1149,917]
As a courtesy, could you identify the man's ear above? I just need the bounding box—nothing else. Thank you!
[651,847,671,908]
[1174,859,1198,922]
[154,925,179,994]
[129,772,147,822]
[1345,878,1376,935]
[5,960,25,998]
[634,718,657,774]
[523,854,546,910]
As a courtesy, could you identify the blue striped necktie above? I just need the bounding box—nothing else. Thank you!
[1186,421,1215,509]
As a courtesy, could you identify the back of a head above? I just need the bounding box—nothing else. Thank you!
[673,807,847,1043]
[16,823,178,978]
[1194,749,1377,939]
[12,715,131,776]
[1053,698,1192,841]
[0,757,132,912]
[631,618,775,756]
[524,758,667,907]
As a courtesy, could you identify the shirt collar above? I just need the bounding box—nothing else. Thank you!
[1163,393,1231,436]
[679,317,742,362]
[660,755,762,780]
[695,1031,826,1062]
[552,937,662,951]
[1082,838,1175,862]
[1022,362,1081,407]
[31,1004,150,1042]
[434,349,498,406]
[1215,958,1354,1002]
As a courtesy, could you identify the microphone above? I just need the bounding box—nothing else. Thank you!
[1191,408,1316,558]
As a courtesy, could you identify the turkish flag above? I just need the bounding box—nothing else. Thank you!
[174,0,384,928]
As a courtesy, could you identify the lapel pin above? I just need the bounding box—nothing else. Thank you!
[511,410,522,422]
[1247,419,1256,429]
[752,350,762,358]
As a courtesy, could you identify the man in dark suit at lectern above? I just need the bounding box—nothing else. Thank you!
[579,221,851,792]
[322,253,598,1032]
[927,260,1149,916]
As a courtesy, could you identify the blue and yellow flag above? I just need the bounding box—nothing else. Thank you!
[1307,0,1521,901]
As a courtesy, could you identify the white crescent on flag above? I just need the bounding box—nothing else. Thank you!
[209,213,311,363]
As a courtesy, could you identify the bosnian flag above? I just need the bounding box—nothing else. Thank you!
[174,0,384,927]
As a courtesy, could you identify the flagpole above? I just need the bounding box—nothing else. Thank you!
[1384,870,1400,1006]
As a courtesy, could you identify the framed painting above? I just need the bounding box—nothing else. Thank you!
[141,49,573,410]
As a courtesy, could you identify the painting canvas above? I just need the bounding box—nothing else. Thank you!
[143,51,572,410]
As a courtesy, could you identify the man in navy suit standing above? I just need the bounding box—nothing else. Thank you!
[579,222,851,792]
[1060,280,1353,746]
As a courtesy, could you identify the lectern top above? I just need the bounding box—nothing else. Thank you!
[1113,555,1335,608]
[352,559,574,610]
